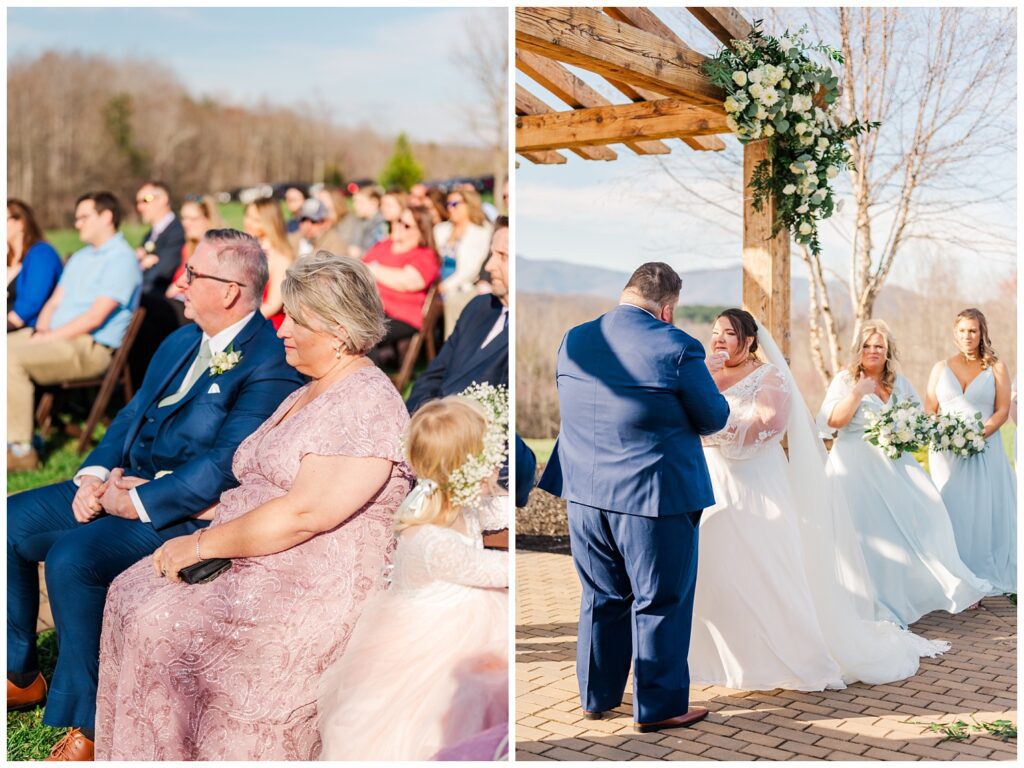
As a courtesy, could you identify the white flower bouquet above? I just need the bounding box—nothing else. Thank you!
[930,411,987,458]
[863,397,931,459]
[702,21,879,255]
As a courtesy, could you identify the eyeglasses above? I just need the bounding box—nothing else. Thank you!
[445,200,463,209]
[394,220,414,230]
[185,264,247,287]
[136,194,156,205]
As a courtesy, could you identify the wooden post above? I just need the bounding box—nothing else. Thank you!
[742,140,791,358]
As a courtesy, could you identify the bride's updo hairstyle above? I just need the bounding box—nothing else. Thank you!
[848,319,899,392]
[396,397,488,531]
[716,308,759,356]
[955,308,998,369]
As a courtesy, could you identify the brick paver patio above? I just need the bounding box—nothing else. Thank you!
[517,550,1017,761]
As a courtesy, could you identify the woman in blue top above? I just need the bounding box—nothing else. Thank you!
[7,199,62,331]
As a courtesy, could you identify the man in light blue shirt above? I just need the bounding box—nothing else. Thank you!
[7,191,141,471]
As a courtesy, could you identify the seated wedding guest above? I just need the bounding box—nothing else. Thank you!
[425,186,449,226]
[7,230,303,760]
[406,217,508,413]
[408,182,429,208]
[925,309,1015,593]
[380,189,406,235]
[347,186,388,258]
[318,392,508,760]
[166,195,224,325]
[288,198,348,259]
[317,185,357,246]
[244,197,295,330]
[284,185,307,233]
[818,319,991,627]
[362,205,440,365]
[6,192,141,473]
[94,252,411,761]
[7,198,62,332]
[130,181,188,387]
[435,186,492,338]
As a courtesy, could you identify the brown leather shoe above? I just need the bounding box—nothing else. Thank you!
[634,706,709,733]
[45,729,95,761]
[7,446,39,473]
[7,672,47,711]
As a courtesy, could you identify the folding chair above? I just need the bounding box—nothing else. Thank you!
[391,284,443,393]
[35,307,147,454]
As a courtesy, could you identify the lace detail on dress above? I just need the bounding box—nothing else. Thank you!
[703,365,791,460]
[391,496,510,591]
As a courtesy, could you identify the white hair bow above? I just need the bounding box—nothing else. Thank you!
[398,478,439,520]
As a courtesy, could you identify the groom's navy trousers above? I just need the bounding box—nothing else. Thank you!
[567,502,701,723]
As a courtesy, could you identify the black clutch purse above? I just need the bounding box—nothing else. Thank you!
[179,558,232,584]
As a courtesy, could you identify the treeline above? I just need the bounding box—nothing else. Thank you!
[8,51,493,228]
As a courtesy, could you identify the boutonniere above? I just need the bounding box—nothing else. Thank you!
[209,344,243,376]
[144,240,156,254]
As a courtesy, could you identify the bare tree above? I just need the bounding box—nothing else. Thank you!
[451,8,509,200]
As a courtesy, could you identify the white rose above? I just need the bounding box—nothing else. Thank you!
[732,70,748,87]
[724,97,740,113]
[804,160,817,173]
[749,66,765,84]
[953,434,966,448]
[801,135,814,145]
[780,77,791,90]
[755,105,768,120]
[826,166,839,179]
[748,83,765,99]
[818,138,829,151]
[796,203,809,214]
[940,434,950,446]
[973,438,986,450]
[965,431,977,441]
[794,122,808,135]
[762,123,775,137]
[782,184,797,195]
[726,115,739,132]
[878,434,891,446]
[799,222,813,235]
[898,430,912,443]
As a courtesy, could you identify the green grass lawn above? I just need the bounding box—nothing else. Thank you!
[7,632,61,761]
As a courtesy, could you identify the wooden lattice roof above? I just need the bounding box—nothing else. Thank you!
[515,7,755,164]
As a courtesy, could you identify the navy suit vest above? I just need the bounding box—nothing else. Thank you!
[126,358,195,477]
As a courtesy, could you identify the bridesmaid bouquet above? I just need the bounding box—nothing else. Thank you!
[930,411,987,458]
[863,398,931,459]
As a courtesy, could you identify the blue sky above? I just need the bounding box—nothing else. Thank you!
[8,6,505,146]
[516,7,1017,297]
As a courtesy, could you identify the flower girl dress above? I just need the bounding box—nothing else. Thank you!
[317,495,508,761]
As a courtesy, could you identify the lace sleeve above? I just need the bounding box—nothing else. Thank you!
[705,366,791,460]
[817,370,853,436]
[423,528,509,588]
[477,494,509,532]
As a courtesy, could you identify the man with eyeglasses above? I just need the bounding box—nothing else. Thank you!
[6,229,304,760]
[7,191,141,473]
[130,181,188,388]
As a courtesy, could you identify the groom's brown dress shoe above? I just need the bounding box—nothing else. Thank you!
[45,729,95,761]
[634,706,709,733]
[7,672,47,711]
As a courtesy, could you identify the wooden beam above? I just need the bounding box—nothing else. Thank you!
[742,140,790,358]
[687,6,754,48]
[516,7,725,107]
[519,149,568,165]
[515,84,618,162]
[516,50,669,157]
[516,98,729,153]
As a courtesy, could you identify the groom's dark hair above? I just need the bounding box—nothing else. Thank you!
[624,262,682,307]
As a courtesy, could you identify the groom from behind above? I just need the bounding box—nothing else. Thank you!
[7,230,305,760]
[538,262,729,733]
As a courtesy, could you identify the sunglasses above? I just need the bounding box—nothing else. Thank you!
[185,264,247,287]
[393,220,414,230]
[446,200,464,209]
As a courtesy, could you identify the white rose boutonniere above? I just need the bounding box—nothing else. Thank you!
[144,241,156,254]
[209,344,243,376]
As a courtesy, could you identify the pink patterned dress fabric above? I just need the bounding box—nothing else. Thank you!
[94,366,412,760]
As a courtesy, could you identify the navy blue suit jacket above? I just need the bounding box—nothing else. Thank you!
[538,304,729,517]
[82,312,305,535]
[406,294,508,413]
[140,216,186,296]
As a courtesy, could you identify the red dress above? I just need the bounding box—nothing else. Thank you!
[262,282,285,330]
[362,241,440,329]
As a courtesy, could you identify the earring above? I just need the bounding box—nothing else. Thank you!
[334,345,342,359]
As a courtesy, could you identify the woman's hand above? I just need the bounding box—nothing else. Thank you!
[852,373,876,399]
[152,533,202,583]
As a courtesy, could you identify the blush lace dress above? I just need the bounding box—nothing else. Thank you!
[317,495,509,761]
[95,366,412,760]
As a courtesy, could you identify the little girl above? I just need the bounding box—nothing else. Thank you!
[317,389,509,761]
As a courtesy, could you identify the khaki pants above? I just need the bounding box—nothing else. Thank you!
[7,329,113,443]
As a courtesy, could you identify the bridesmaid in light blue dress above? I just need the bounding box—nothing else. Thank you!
[818,320,990,628]
[925,309,1015,594]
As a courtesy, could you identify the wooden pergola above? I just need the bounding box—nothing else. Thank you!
[516,6,791,356]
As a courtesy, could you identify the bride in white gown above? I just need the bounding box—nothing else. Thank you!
[689,310,948,691]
